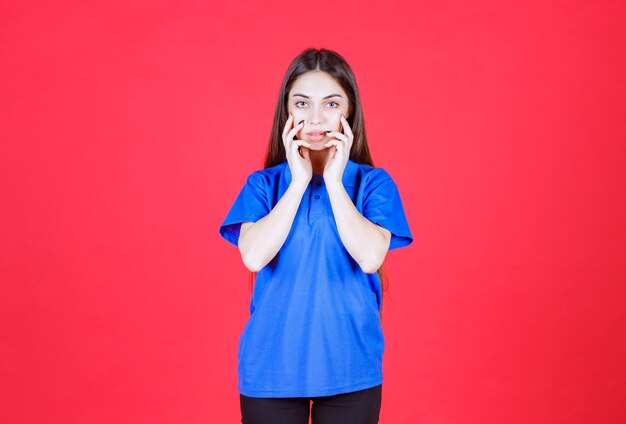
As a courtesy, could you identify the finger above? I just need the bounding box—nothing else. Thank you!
[294,140,313,149]
[301,146,310,160]
[282,114,293,138]
[325,139,346,157]
[282,114,295,149]
[286,120,305,145]
[326,129,352,152]
[297,144,311,159]
[340,114,353,139]
[324,131,348,142]
[323,140,342,154]
[291,138,311,155]
[323,140,340,147]
[334,140,344,156]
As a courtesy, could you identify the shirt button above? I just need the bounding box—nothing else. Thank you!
[314,195,320,199]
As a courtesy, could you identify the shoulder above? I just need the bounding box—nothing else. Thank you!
[245,162,286,187]
[359,165,396,190]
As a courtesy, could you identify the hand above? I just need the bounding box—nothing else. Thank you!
[282,113,313,186]
[322,114,353,186]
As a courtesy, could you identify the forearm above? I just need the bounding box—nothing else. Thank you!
[326,182,390,274]
[239,181,308,272]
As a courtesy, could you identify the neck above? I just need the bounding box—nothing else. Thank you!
[309,149,331,176]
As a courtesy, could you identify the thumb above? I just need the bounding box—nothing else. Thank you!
[301,146,310,161]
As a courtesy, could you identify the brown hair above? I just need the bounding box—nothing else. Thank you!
[250,47,392,323]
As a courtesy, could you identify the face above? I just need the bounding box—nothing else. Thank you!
[287,71,351,150]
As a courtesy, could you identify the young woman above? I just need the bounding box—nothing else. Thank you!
[219,48,413,424]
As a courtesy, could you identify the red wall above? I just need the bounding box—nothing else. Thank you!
[2,1,625,423]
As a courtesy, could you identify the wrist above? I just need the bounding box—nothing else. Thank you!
[290,179,309,192]
[325,180,344,193]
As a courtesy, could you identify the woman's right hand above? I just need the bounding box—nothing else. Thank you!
[282,113,313,186]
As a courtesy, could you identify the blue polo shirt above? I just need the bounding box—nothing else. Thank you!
[218,158,413,398]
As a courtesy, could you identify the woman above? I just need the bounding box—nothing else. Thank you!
[218,48,413,424]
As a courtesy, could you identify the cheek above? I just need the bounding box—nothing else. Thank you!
[291,110,306,120]
[289,111,307,137]
[331,113,344,130]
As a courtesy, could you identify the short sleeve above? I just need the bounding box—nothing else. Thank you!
[218,171,271,247]
[362,168,414,251]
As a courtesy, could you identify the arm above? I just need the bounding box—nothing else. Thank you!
[326,181,392,274]
[238,180,308,272]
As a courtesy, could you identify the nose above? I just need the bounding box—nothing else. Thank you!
[308,106,322,125]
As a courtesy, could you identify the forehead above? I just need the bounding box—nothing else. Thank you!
[289,71,347,98]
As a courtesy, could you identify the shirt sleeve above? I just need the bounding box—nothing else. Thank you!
[218,171,271,247]
[362,168,414,251]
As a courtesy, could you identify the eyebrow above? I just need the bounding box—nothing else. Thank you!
[291,93,343,99]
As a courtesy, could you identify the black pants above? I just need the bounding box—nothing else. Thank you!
[240,384,382,424]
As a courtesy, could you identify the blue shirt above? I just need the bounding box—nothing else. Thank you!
[218,158,413,397]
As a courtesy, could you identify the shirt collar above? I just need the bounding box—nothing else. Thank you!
[283,158,359,187]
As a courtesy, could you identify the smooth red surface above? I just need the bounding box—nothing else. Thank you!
[2,1,625,423]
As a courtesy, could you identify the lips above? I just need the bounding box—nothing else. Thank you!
[306,131,325,135]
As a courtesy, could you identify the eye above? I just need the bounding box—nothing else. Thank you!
[327,101,339,108]
[295,101,307,107]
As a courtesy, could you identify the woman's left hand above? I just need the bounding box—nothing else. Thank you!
[323,114,353,186]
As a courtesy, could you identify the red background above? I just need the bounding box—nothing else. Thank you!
[2,1,625,423]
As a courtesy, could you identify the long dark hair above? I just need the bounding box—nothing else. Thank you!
[249,47,391,323]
